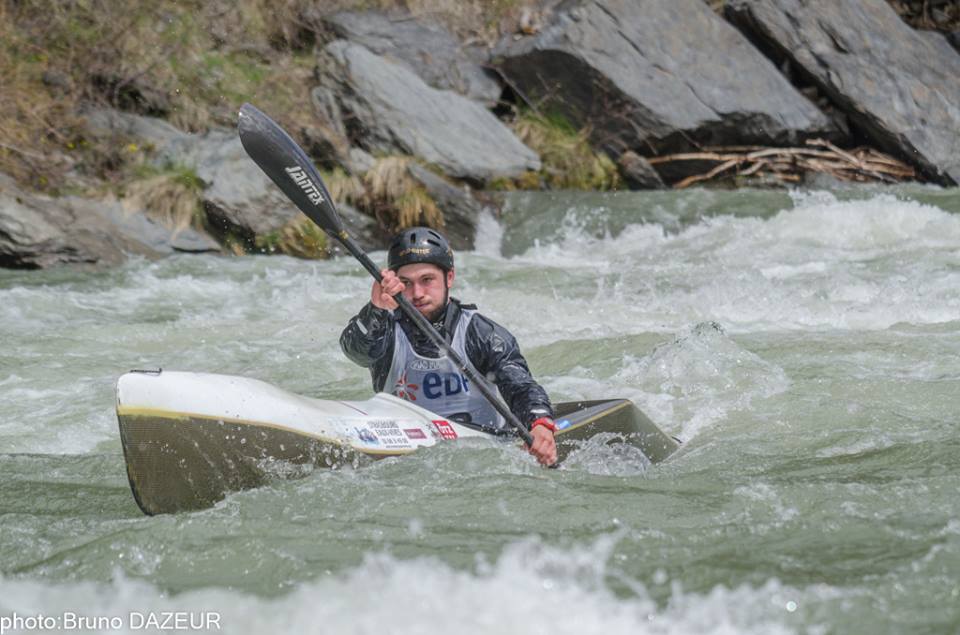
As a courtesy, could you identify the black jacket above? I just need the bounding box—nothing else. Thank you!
[340,298,554,433]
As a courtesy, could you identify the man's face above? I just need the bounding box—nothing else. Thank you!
[396,263,454,319]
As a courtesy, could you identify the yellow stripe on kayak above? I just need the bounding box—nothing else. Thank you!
[115,406,416,456]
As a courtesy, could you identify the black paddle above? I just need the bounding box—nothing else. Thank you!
[237,102,536,448]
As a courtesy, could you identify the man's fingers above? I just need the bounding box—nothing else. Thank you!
[380,291,399,309]
[528,434,557,466]
[372,270,402,309]
[380,269,404,296]
[381,280,403,296]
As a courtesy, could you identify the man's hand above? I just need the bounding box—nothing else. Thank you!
[528,423,557,467]
[372,269,404,310]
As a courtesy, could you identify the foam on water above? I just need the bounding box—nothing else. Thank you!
[2,187,960,633]
[493,191,960,334]
[0,535,803,635]
[537,322,788,442]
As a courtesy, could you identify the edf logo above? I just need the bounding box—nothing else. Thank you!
[422,372,470,399]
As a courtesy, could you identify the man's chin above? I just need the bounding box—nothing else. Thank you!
[419,306,442,321]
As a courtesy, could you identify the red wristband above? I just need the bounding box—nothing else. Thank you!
[531,417,557,433]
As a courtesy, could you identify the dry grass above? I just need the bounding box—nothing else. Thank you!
[358,156,443,231]
[120,166,205,232]
[703,0,727,13]
[322,167,366,204]
[888,0,960,31]
[0,0,319,191]
[393,0,545,44]
[256,215,329,258]
[0,3,86,189]
[512,110,621,190]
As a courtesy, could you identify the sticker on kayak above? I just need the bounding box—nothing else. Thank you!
[432,419,458,440]
[403,428,427,440]
[354,427,379,445]
[368,419,412,449]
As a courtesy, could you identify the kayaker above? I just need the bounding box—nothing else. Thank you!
[340,227,558,466]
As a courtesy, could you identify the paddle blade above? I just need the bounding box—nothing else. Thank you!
[237,102,344,237]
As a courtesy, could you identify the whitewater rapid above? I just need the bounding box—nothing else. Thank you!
[1,186,959,634]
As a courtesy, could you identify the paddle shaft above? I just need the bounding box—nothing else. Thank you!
[338,234,535,447]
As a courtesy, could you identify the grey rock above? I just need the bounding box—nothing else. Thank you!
[41,70,72,92]
[324,11,502,104]
[94,73,171,116]
[169,230,221,253]
[104,202,220,254]
[348,147,376,174]
[157,130,299,243]
[310,85,347,140]
[618,151,665,190]
[494,0,833,159]
[315,40,540,184]
[82,109,306,250]
[301,124,352,171]
[917,29,960,60]
[406,163,481,250]
[949,31,960,53]
[0,178,161,269]
[82,107,189,152]
[727,0,960,185]
[330,202,385,254]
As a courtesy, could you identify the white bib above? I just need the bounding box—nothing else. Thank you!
[385,309,506,430]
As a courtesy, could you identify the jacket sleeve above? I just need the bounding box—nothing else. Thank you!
[465,314,554,428]
[340,302,395,377]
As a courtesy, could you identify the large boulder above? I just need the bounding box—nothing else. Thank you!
[727,0,960,185]
[82,107,189,151]
[0,174,165,269]
[81,108,309,253]
[81,108,383,254]
[104,201,220,254]
[493,0,834,161]
[323,11,502,105]
[406,164,482,250]
[326,201,387,255]
[618,151,665,190]
[157,131,299,243]
[313,40,541,184]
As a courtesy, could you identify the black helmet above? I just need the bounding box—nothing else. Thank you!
[387,227,454,272]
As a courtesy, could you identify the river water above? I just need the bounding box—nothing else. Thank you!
[1,186,959,634]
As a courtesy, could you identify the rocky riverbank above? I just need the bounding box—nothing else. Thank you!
[1,0,958,269]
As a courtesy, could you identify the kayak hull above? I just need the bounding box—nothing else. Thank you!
[116,370,679,515]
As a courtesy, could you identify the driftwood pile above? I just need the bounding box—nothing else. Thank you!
[649,139,917,188]
[889,0,960,31]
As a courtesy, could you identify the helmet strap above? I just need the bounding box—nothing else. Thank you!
[442,272,450,309]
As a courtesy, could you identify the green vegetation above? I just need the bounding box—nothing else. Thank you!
[0,0,320,191]
[510,110,621,191]
[261,216,329,259]
[359,157,443,231]
[121,164,206,233]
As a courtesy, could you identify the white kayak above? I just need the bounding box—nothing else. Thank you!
[116,370,680,515]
